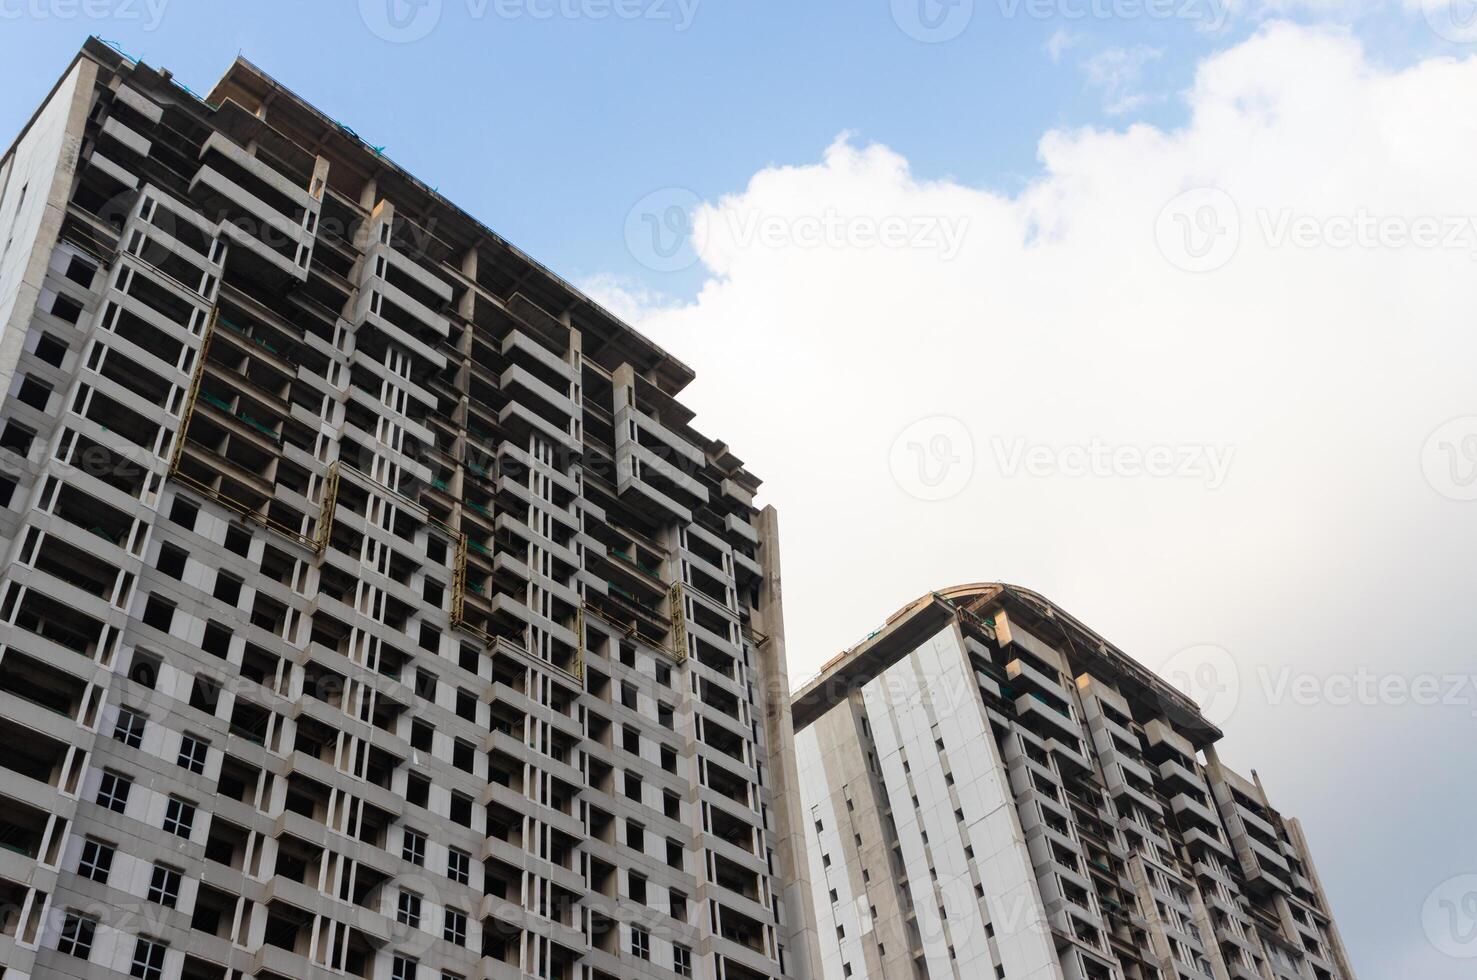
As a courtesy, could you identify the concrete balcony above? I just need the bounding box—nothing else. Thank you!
[501,363,576,424]
[1006,657,1068,698]
[1015,783,1074,827]
[1036,873,1103,943]
[617,404,704,470]
[1106,775,1163,822]
[86,147,141,190]
[678,541,728,586]
[249,943,338,980]
[1170,792,1220,832]
[500,399,580,455]
[362,271,451,341]
[1047,735,1094,776]
[189,132,323,282]
[1156,756,1203,792]
[724,511,758,546]
[1232,801,1278,841]
[352,296,448,371]
[365,238,452,310]
[200,132,320,212]
[1185,827,1234,862]
[502,328,574,386]
[113,82,162,122]
[1116,811,1171,859]
[1026,835,1091,890]
[102,113,152,160]
[1005,740,1061,790]
[730,547,762,581]
[1227,959,1263,980]
[1087,709,1141,758]
[495,512,581,570]
[710,932,783,978]
[720,477,754,507]
[191,167,312,280]
[1242,831,1291,874]
[1098,742,1156,794]
[616,428,707,506]
[1144,717,1196,759]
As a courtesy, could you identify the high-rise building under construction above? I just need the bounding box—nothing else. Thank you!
[792,585,1356,980]
[0,38,818,980]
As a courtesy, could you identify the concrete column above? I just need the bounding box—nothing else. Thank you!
[755,504,822,980]
[459,247,477,319]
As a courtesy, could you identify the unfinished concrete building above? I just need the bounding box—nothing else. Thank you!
[0,38,819,980]
[792,584,1357,980]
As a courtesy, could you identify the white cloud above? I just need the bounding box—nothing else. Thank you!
[1045,27,1084,63]
[1213,0,1385,26]
[1080,43,1164,114]
[574,272,683,324]
[585,23,1477,977]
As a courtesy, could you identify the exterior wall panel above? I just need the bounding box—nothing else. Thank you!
[0,40,815,980]
[794,586,1357,980]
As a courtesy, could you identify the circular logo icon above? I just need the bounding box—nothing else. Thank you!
[1159,644,1240,728]
[888,416,974,501]
[358,869,443,956]
[1424,875,1477,958]
[1155,187,1240,273]
[891,0,974,43]
[624,187,705,273]
[1420,0,1477,43]
[360,0,443,43]
[1421,417,1477,501]
[97,190,179,271]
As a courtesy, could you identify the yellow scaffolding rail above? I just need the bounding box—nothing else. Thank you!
[449,531,587,684]
[668,582,688,663]
[449,531,497,647]
[166,304,339,554]
[572,605,586,681]
[451,533,470,627]
[167,306,218,476]
[314,463,341,552]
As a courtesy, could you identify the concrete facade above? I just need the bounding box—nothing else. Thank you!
[0,40,815,980]
[792,584,1357,980]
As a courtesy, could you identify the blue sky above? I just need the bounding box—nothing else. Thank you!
[6,5,1477,978]
[0,0,1454,302]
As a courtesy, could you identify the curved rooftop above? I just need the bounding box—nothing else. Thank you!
[792,581,1221,746]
